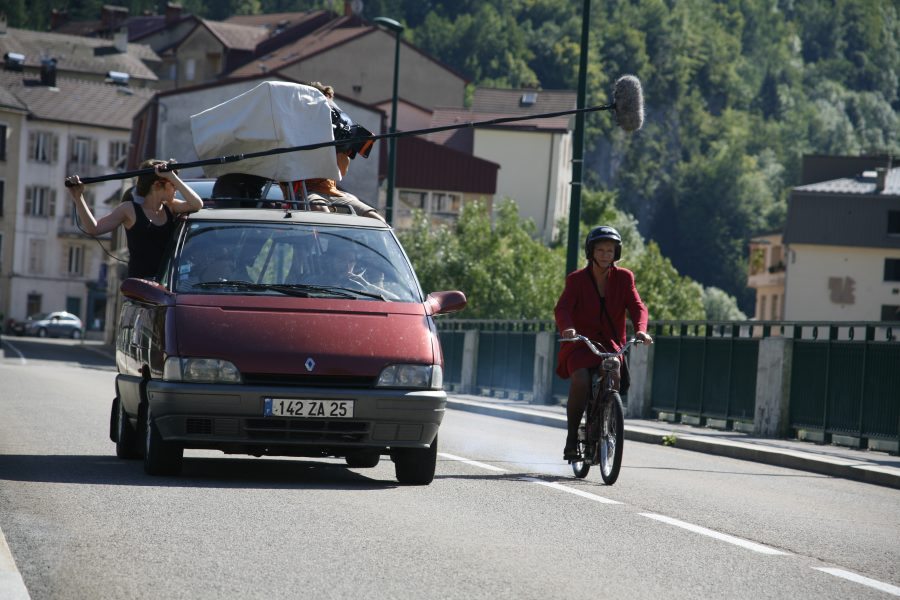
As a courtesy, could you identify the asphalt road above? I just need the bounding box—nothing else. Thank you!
[1,338,899,599]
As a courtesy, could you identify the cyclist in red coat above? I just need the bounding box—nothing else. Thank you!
[555,226,653,461]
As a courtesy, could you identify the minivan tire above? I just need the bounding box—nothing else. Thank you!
[393,436,437,485]
[346,450,381,468]
[144,405,183,476]
[114,397,141,459]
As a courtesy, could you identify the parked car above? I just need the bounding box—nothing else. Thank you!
[111,193,466,484]
[21,311,84,339]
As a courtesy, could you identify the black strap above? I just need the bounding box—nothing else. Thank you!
[587,269,619,351]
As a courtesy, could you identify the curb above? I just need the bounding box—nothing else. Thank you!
[446,398,900,490]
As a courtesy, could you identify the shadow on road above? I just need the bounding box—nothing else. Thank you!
[0,453,399,491]
[1,337,115,370]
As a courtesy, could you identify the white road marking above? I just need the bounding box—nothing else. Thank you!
[439,452,509,472]
[522,477,622,504]
[814,568,900,596]
[0,527,31,600]
[0,340,26,365]
[639,513,790,555]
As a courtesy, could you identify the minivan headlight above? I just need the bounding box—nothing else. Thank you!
[163,357,242,384]
[376,364,442,390]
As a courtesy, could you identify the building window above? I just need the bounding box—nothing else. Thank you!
[109,140,129,168]
[882,305,900,321]
[885,259,900,282]
[0,124,7,161]
[889,211,900,235]
[0,179,4,216]
[758,295,767,320]
[399,190,426,210]
[29,239,45,274]
[25,186,56,217]
[433,192,461,214]
[69,136,96,167]
[0,232,3,269]
[26,293,42,317]
[67,245,84,276]
[184,58,196,81]
[29,131,58,163]
[770,294,779,320]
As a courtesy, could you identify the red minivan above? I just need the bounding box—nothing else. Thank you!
[111,202,465,484]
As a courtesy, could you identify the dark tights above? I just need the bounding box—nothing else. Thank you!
[565,368,591,445]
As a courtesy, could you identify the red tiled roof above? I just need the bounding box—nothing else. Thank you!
[223,11,329,29]
[427,107,571,146]
[201,19,270,51]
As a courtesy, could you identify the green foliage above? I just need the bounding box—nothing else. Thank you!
[703,287,748,321]
[399,200,565,319]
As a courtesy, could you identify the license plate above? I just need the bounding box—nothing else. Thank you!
[263,398,354,418]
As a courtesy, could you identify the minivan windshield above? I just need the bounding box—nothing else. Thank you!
[173,222,421,302]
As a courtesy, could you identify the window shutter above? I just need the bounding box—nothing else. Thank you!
[28,132,35,161]
[49,189,57,217]
[91,139,98,165]
[51,134,59,163]
[24,186,32,215]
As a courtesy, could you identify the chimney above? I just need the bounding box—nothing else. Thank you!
[114,27,128,53]
[165,3,183,25]
[40,57,57,87]
[49,9,68,31]
[875,167,887,193]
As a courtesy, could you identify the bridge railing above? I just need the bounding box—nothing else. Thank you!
[435,319,899,452]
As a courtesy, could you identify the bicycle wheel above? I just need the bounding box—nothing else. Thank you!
[571,424,590,478]
[599,392,624,485]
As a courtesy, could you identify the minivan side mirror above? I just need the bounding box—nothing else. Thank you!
[121,278,175,307]
[425,291,467,315]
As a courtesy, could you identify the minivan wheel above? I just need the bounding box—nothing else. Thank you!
[393,436,437,485]
[114,397,141,459]
[71,329,82,339]
[143,405,183,476]
[346,450,381,468]
[37,328,47,337]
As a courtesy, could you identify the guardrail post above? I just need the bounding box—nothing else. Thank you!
[753,336,793,437]
[625,341,654,418]
[532,330,556,404]
[460,329,480,394]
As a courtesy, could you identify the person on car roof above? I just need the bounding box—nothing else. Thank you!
[284,82,386,222]
[66,159,203,278]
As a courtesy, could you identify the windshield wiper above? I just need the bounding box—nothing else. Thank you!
[273,283,388,300]
[192,280,311,297]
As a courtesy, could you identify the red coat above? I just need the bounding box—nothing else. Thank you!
[554,265,648,379]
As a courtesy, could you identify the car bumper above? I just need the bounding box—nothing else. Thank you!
[145,380,446,455]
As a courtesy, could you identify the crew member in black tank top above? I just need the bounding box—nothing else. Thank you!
[66,159,203,278]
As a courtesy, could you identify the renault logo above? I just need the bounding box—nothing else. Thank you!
[305,358,316,372]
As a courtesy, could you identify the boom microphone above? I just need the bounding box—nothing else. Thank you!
[612,75,644,133]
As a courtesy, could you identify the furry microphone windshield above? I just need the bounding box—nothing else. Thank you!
[612,75,644,133]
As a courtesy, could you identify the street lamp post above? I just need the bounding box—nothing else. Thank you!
[565,0,591,274]
[373,17,404,225]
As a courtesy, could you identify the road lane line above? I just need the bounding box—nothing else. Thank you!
[439,452,509,472]
[522,478,622,504]
[639,513,790,555]
[814,568,900,596]
[0,527,31,600]
[0,339,26,365]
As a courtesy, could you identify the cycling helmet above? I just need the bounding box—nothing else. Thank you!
[584,226,622,261]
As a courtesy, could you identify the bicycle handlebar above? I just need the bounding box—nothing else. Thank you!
[559,334,642,358]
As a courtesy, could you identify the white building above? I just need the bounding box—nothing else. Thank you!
[0,69,154,332]
[782,165,900,321]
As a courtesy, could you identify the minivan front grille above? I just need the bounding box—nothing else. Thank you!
[241,374,375,388]
[244,418,370,443]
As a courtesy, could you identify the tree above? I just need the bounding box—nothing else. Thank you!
[703,287,747,321]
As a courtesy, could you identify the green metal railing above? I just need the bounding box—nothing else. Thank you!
[649,322,758,423]
[789,323,899,443]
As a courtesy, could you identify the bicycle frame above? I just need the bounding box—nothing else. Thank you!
[561,335,640,484]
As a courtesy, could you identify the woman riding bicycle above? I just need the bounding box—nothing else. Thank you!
[555,226,653,461]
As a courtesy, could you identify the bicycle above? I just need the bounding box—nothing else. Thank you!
[560,335,641,485]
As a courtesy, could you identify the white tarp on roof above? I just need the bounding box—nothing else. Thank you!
[190,81,340,181]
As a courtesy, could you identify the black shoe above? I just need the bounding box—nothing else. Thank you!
[563,446,579,461]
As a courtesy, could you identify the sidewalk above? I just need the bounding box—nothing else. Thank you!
[446,394,900,490]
